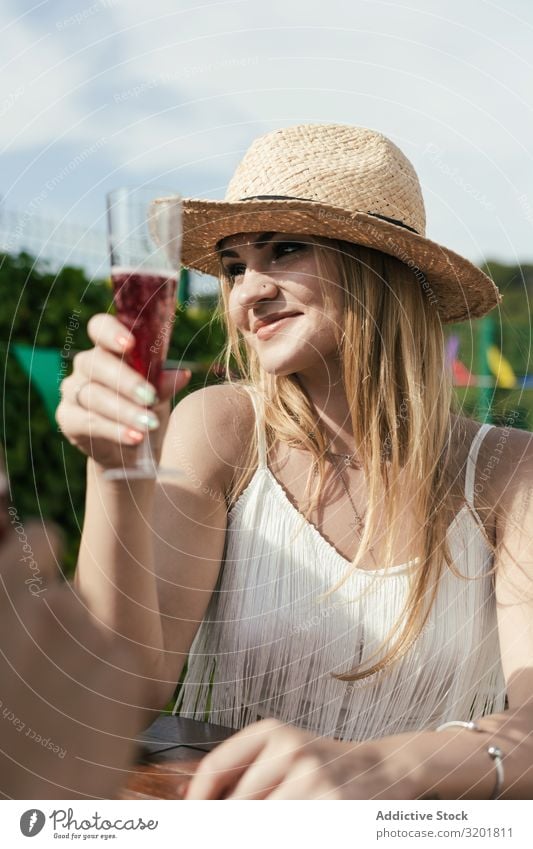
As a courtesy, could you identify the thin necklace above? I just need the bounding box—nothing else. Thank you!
[327,451,366,535]
[328,455,378,565]
[327,450,361,469]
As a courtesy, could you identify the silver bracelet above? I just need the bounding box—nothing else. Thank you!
[436,720,504,800]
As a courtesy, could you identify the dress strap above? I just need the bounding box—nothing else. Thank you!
[241,385,268,469]
[464,423,494,508]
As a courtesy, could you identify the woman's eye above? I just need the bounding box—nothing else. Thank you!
[223,242,305,283]
[273,241,307,259]
[225,263,246,282]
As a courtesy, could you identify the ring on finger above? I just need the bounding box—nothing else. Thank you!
[74,381,91,407]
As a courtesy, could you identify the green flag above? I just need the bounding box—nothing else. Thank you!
[11,344,63,424]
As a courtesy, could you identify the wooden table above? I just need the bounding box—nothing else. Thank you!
[118,715,236,800]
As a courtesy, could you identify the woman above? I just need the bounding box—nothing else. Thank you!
[57,123,533,800]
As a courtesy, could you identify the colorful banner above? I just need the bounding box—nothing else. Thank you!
[5,338,531,433]
[446,335,476,386]
[445,335,460,369]
[11,344,63,424]
[452,359,477,387]
[487,345,517,388]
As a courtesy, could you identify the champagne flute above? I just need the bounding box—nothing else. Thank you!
[104,187,183,481]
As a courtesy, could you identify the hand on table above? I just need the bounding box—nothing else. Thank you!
[185,717,418,800]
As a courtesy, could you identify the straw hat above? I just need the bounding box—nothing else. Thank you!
[162,124,501,323]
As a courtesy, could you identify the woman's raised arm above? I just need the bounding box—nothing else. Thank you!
[56,315,247,713]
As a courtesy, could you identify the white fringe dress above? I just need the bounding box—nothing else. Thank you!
[174,388,507,741]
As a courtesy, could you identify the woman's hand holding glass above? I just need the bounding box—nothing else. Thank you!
[56,313,191,473]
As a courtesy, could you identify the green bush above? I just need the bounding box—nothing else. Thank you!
[0,252,225,574]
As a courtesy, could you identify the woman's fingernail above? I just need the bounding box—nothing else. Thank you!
[135,412,159,431]
[134,384,157,405]
[116,334,131,349]
[125,428,144,443]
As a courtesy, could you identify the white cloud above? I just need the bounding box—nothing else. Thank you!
[0,4,103,157]
[2,0,533,261]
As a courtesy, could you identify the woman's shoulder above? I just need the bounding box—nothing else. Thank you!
[176,381,254,414]
[454,412,533,510]
[168,382,256,491]
[481,417,533,495]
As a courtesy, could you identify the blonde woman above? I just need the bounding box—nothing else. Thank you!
[57,124,533,800]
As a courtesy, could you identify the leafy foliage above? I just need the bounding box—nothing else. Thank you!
[0,252,224,573]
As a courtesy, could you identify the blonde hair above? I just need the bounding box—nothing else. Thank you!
[215,237,495,681]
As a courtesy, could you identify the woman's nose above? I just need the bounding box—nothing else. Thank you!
[236,269,279,307]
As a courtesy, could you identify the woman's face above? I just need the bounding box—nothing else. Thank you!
[218,232,344,378]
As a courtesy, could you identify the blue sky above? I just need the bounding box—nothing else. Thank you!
[2,0,533,267]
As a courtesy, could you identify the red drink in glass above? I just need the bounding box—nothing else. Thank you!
[112,269,177,392]
[104,187,182,480]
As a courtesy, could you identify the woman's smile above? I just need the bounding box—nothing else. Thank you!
[254,311,303,339]
[218,231,344,377]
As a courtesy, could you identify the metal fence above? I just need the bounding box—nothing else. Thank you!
[0,204,217,296]
[0,204,109,278]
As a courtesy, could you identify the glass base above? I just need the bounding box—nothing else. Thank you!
[102,430,184,482]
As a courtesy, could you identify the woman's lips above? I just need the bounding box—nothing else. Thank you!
[255,314,302,340]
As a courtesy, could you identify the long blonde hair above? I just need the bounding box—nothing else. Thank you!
[215,236,493,681]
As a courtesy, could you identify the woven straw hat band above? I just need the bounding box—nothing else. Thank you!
[225,124,427,237]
